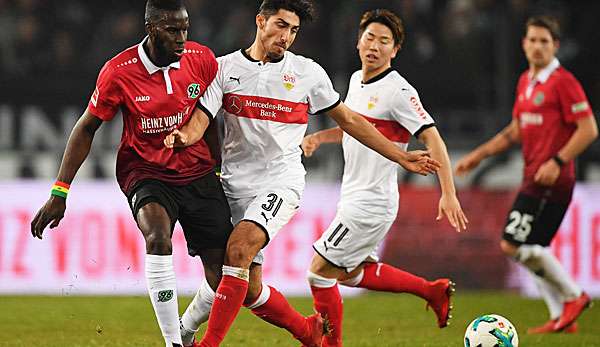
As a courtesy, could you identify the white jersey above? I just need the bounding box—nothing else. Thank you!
[198,49,340,198]
[339,69,435,220]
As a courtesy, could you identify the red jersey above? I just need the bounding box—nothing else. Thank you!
[87,38,218,193]
[512,58,593,202]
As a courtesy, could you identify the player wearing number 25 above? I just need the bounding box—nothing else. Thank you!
[456,15,597,334]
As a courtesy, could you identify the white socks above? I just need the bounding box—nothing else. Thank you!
[516,245,582,301]
[307,271,338,288]
[146,254,182,346]
[533,275,563,320]
[223,265,250,281]
[180,278,215,346]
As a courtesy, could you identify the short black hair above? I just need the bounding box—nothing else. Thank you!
[145,0,185,24]
[526,15,561,41]
[358,9,405,47]
[258,0,315,23]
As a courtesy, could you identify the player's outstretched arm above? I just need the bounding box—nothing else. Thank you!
[164,107,211,148]
[31,110,103,239]
[301,127,343,157]
[325,102,440,175]
[418,127,468,232]
[455,119,520,177]
[534,115,598,186]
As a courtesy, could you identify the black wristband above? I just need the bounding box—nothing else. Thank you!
[553,155,565,167]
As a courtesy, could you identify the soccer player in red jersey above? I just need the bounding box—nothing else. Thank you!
[300,10,467,346]
[164,1,440,346]
[30,1,232,346]
[456,15,598,334]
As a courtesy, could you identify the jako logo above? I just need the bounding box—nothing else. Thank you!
[135,95,150,102]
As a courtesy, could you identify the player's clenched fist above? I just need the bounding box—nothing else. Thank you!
[301,134,320,157]
[398,150,441,176]
[164,129,189,148]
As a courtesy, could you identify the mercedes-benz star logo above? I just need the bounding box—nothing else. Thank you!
[229,95,242,114]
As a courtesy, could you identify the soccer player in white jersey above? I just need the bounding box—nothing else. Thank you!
[301,9,468,346]
[165,1,440,346]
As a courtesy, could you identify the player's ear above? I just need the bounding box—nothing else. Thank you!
[145,22,154,37]
[391,44,400,58]
[256,14,266,30]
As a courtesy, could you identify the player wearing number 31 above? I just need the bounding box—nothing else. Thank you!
[456,15,597,334]
[164,1,440,346]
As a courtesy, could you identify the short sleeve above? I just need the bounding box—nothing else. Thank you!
[557,73,593,123]
[200,48,218,91]
[512,75,525,119]
[307,62,340,114]
[87,62,122,121]
[197,57,224,118]
[390,85,435,136]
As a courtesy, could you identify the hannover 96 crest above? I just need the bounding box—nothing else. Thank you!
[187,83,200,99]
[533,91,545,106]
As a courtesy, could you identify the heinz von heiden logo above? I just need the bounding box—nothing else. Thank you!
[140,106,190,134]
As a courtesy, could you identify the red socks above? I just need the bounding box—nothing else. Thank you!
[311,284,343,347]
[199,275,248,347]
[248,286,309,340]
[359,263,429,299]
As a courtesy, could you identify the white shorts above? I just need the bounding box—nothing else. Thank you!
[227,187,302,265]
[313,212,394,272]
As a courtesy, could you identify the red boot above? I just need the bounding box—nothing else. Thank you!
[425,279,455,328]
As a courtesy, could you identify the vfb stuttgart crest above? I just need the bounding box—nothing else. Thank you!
[187,83,200,99]
[283,73,296,91]
[368,96,379,110]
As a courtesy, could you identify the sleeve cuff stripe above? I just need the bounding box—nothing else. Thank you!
[196,103,215,119]
[311,98,341,115]
[414,123,436,137]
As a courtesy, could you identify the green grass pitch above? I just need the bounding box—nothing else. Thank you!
[0,292,597,346]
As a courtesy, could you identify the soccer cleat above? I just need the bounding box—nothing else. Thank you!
[527,319,578,334]
[183,338,201,347]
[425,279,455,328]
[554,292,592,331]
[298,313,328,347]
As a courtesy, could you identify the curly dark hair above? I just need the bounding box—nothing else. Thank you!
[258,0,315,23]
[358,9,405,47]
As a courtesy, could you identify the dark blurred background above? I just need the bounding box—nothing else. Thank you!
[0,0,599,183]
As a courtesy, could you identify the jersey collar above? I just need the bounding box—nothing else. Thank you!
[361,67,394,85]
[240,48,285,64]
[528,57,560,84]
[138,36,181,75]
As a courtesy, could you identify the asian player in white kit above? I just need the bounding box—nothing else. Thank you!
[301,9,468,346]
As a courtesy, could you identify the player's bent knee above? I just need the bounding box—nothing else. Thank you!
[225,241,255,267]
[144,231,173,255]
